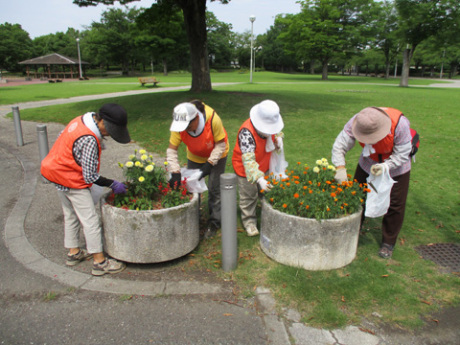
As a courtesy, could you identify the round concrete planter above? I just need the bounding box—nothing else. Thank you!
[260,199,362,270]
[101,193,199,264]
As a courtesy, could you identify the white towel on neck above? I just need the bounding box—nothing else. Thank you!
[362,144,376,157]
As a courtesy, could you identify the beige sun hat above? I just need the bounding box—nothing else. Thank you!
[170,102,198,132]
[351,107,391,144]
[249,100,284,135]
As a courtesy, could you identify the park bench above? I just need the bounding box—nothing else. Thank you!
[138,77,160,87]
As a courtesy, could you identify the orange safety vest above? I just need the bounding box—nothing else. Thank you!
[358,107,403,162]
[180,106,228,158]
[41,116,101,189]
[232,119,274,177]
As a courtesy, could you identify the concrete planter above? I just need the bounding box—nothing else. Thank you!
[260,199,362,270]
[101,193,199,264]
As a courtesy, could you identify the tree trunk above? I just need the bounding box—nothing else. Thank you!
[321,60,328,80]
[450,62,458,78]
[178,0,211,92]
[385,61,390,79]
[310,59,315,74]
[163,58,168,76]
[400,47,413,87]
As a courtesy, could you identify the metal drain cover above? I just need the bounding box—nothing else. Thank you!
[415,243,460,274]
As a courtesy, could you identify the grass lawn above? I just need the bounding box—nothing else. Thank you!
[6,72,459,330]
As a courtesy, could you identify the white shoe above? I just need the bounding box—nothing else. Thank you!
[246,224,259,237]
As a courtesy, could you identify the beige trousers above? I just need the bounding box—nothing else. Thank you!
[237,176,260,230]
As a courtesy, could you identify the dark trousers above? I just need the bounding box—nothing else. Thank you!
[354,164,411,246]
[188,157,227,228]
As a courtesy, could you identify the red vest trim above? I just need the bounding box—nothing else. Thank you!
[41,116,101,189]
[180,107,228,158]
[358,107,402,162]
[232,119,274,177]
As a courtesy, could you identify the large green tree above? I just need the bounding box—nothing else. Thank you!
[136,4,188,75]
[0,23,33,75]
[395,0,457,86]
[73,0,230,92]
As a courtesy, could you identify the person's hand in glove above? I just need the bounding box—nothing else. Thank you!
[275,136,283,151]
[334,167,348,184]
[370,163,387,176]
[199,161,213,180]
[257,177,272,192]
[111,180,127,194]
[169,172,182,189]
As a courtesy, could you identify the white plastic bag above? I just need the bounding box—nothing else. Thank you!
[90,184,107,205]
[180,168,208,193]
[365,165,396,218]
[268,148,289,180]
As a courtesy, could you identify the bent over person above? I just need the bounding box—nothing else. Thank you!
[331,107,412,259]
[41,103,130,275]
[232,100,284,237]
[166,100,229,239]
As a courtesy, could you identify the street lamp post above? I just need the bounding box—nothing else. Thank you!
[76,38,83,80]
[249,15,256,83]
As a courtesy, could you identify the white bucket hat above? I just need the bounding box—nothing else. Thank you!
[250,100,284,135]
[170,102,198,132]
[352,107,391,144]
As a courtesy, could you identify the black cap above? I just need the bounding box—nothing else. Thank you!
[98,103,131,144]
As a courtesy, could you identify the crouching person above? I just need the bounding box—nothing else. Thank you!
[41,103,131,275]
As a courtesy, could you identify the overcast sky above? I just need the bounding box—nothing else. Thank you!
[1,0,302,39]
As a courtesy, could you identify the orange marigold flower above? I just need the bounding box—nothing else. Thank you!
[330,193,337,198]
[297,162,301,165]
[326,181,332,184]
[303,186,308,190]
[294,181,300,184]
[337,188,343,192]
[351,191,356,195]
[331,185,336,189]
[317,182,321,187]
[327,207,330,211]
[270,198,274,202]
[309,190,313,194]
[309,181,313,185]
[286,182,291,187]
[283,203,288,208]
[306,205,310,209]
[294,193,299,198]
[264,175,269,180]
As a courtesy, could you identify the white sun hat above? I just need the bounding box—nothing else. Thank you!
[170,102,198,132]
[249,100,284,135]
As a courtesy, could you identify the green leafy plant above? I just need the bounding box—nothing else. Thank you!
[107,149,190,210]
[266,158,368,220]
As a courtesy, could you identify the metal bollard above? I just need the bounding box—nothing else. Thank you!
[12,106,24,146]
[220,173,238,271]
[36,124,49,162]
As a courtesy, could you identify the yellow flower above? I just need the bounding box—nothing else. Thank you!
[313,166,320,173]
[164,161,169,166]
[141,154,148,161]
[118,162,124,168]
[135,161,141,167]
[125,161,134,168]
[316,159,322,165]
[138,176,145,182]
[129,154,135,160]
[139,149,146,155]
[145,165,154,172]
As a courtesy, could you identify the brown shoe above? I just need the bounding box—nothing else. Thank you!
[378,243,394,259]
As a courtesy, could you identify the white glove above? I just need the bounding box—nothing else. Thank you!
[334,168,348,184]
[257,177,272,192]
[275,137,283,151]
[370,163,387,176]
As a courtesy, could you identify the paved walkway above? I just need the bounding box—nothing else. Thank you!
[1,81,458,344]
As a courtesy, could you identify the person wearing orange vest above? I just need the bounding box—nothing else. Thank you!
[41,103,131,275]
[232,100,284,237]
[166,100,229,239]
[331,107,412,258]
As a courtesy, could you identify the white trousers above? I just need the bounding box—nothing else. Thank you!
[57,188,103,254]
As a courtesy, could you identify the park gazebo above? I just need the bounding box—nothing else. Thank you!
[19,53,89,80]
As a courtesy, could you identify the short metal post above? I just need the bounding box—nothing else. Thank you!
[36,124,49,162]
[12,106,24,146]
[220,173,238,271]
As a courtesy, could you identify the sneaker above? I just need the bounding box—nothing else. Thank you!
[91,258,126,276]
[246,224,259,237]
[66,249,91,266]
[378,243,394,259]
